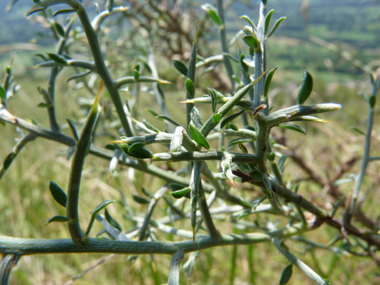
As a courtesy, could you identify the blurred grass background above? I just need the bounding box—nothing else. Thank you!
[1,0,380,284]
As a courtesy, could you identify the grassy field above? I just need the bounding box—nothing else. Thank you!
[1,1,380,284]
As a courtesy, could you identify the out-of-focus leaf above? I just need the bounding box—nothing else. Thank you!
[171,187,191,199]
[47,215,70,224]
[240,15,256,31]
[133,69,140,81]
[105,208,122,232]
[279,124,306,135]
[249,169,263,182]
[228,137,253,147]
[208,9,221,26]
[49,180,67,208]
[132,195,150,204]
[297,70,313,105]
[190,107,204,129]
[279,264,293,285]
[278,155,288,169]
[53,8,77,17]
[0,85,5,102]
[213,113,221,125]
[221,109,245,129]
[66,118,79,141]
[369,95,376,108]
[54,21,65,37]
[85,200,115,236]
[265,9,274,35]
[156,115,182,127]
[243,35,260,49]
[267,16,286,38]
[348,126,365,136]
[143,119,160,133]
[186,78,195,98]
[264,67,277,98]
[47,53,67,65]
[172,60,188,76]
[188,121,210,149]
[221,153,236,189]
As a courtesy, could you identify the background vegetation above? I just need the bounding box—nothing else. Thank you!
[0,0,380,284]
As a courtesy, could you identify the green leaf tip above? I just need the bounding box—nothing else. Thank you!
[279,264,293,285]
[297,70,313,105]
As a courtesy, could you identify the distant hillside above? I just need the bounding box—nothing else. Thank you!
[233,0,380,48]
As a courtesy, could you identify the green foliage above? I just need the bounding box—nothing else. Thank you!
[0,0,379,284]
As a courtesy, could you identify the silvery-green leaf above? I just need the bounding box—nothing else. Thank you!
[168,250,185,285]
[190,107,204,129]
[221,152,236,189]
[170,127,184,152]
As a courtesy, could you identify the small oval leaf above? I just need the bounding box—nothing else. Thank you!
[186,78,195,98]
[49,180,67,208]
[171,187,191,199]
[172,60,188,76]
[279,264,293,285]
[297,70,313,105]
[132,194,150,204]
